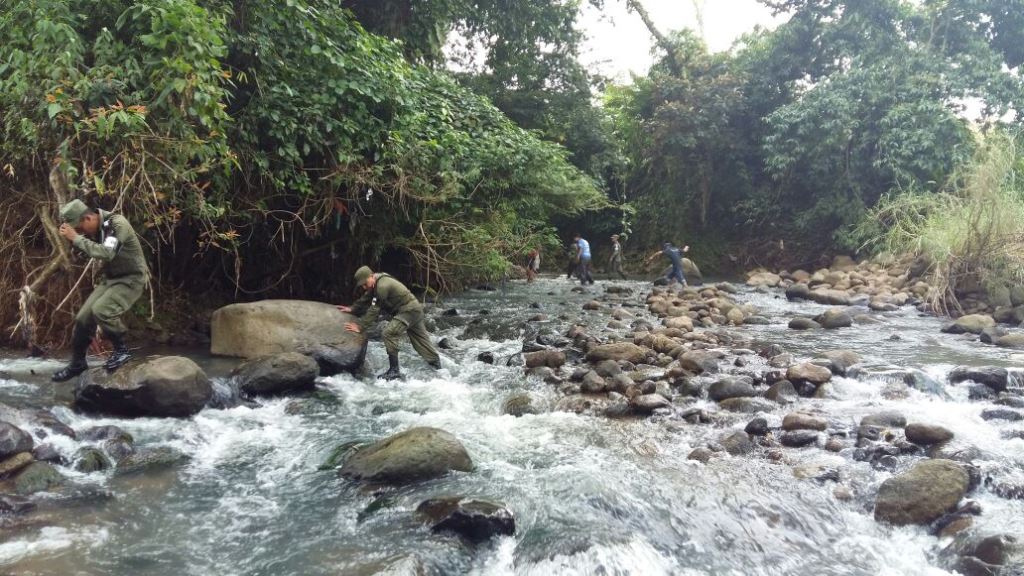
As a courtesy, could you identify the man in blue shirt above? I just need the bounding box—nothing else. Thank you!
[646,241,689,286]
[573,233,594,285]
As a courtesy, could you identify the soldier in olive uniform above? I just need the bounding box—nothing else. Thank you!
[52,200,148,381]
[338,266,440,380]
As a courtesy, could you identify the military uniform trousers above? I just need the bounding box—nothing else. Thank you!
[74,275,145,337]
[383,309,440,364]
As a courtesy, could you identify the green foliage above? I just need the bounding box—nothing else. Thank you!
[0,0,601,299]
[860,131,1024,312]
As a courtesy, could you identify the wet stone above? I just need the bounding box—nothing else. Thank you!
[981,408,1023,422]
[745,417,769,436]
[416,497,515,543]
[74,447,113,473]
[905,423,955,445]
[780,430,819,448]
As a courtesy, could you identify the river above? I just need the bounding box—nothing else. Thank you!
[0,276,1021,575]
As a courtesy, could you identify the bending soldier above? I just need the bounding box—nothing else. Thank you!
[52,200,148,381]
[338,266,441,380]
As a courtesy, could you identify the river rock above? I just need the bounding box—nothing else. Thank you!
[745,417,769,435]
[32,444,65,465]
[665,316,694,331]
[74,447,112,473]
[211,300,369,362]
[780,430,819,447]
[80,425,134,444]
[786,363,831,386]
[981,408,1023,422]
[416,497,515,543]
[874,459,969,525]
[861,411,907,428]
[594,360,622,378]
[233,352,319,396]
[583,300,601,311]
[688,447,714,463]
[786,283,811,301]
[524,350,566,369]
[631,394,671,415]
[766,380,798,404]
[905,423,954,445]
[0,453,33,478]
[816,350,862,376]
[115,446,187,476]
[300,342,368,376]
[580,371,607,394]
[502,393,542,417]
[74,356,212,417]
[586,343,647,364]
[718,397,776,414]
[782,413,827,431]
[815,309,853,329]
[945,532,1024,576]
[948,366,1008,392]
[679,350,720,374]
[808,289,851,306]
[720,431,756,456]
[27,409,75,439]
[340,427,473,484]
[942,314,996,335]
[788,317,821,330]
[0,421,33,459]
[992,333,1024,350]
[747,271,782,287]
[10,462,64,494]
[708,376,756,401]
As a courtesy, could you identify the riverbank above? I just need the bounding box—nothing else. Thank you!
[0,273,1022,574]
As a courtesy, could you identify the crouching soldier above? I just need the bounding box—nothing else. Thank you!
[52,200,148,381]
[337,266,440,380]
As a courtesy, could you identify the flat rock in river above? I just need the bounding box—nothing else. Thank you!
[874,459,969,526]
[74,356,212,418]
[340,427,473,485]
[233,352,319,396]
[211,299,368,361]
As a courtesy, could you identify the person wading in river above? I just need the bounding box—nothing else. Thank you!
[645,241,689,287]
[608,234,627,280]
[526,248,540,283]
[52,199,148,381]
[573,233,595,285]
[338,266,441,380]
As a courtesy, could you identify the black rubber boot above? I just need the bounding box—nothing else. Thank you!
[52,325,91,382]
[103,332,133,373]
[378,353,403,380]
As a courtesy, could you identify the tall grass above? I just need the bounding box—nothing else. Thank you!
[863,130,1024,314]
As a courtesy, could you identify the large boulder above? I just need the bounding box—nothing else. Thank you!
[416,497,515,543]
[340,427,473,484]
[679,350,720,374]
[300,343,367,376]
[0,422,33,460]
[74,356,212,417]
[942,314,996,335]
[586,342,647,364]
[233,352,319,396]
[808,289,851,306]
[948,367,1008,393]
[211,300,368,368]
[874,459,969,525]
[747,271,782,288]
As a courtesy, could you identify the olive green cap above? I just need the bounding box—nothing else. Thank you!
[59,199,89,226]
[354,266,373,286]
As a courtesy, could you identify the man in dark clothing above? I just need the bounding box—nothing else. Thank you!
[608,234,627,279]
[52,200,148,382]
[646,242,689,286]
[338,266,440,380]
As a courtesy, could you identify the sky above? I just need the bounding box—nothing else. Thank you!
[579,0,788,81]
